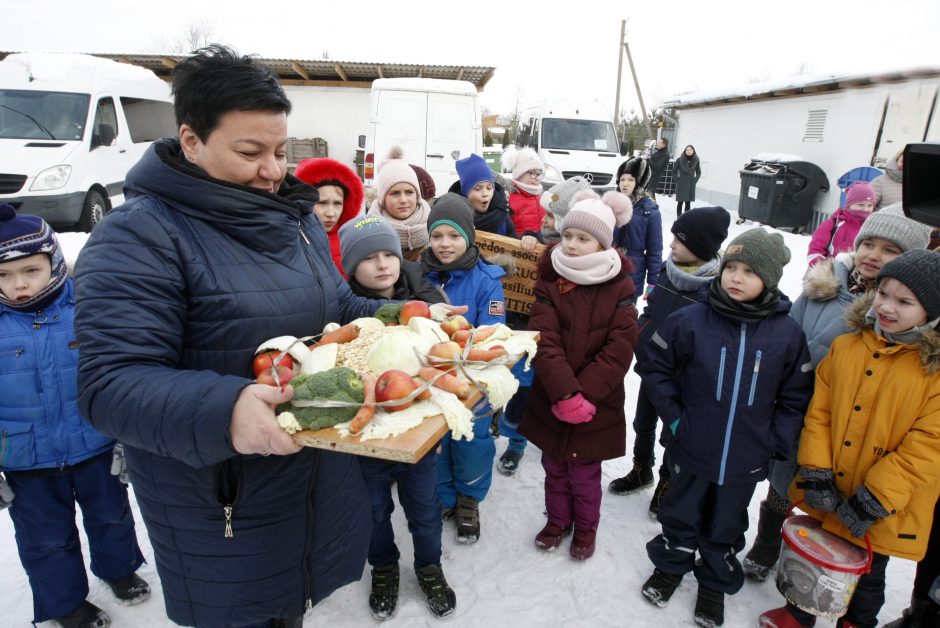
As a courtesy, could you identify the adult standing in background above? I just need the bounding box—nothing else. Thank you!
[871,148,904,210]
[73,46,383,628]
[648,137,670,201]
[674,145,701,215]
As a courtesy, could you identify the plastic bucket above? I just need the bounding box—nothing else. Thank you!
[776,514,872,619]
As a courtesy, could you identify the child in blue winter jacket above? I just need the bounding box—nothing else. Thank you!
[608,206,731,519]
[613,156,663,298]
[422,193,506,544]
[637,228,813,628]
[0,205,149,628]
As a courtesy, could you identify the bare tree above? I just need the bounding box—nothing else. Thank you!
[149,19,217,54]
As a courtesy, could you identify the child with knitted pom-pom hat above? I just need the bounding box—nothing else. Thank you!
[367,146,432,261]
[503,147,545,235]
[519,190,639,560]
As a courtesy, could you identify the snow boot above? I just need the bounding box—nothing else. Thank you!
[648,478,671,519]
[743,501,787,582]
[608,460,654,495]
[641,568,683,607]
[758,606,814,628]
[415,564,456,618]
[454,493,480,544]
[497,449,523,476]
[368,563,400,620]
[693,586,724,627]
[534,521,572,551]
[53,600,111,628]
[569,527,597,560]
[104,572,151,605]
[884,593,940,628]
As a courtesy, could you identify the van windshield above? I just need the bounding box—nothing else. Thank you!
[0,90,90,140]
[542,119,618,152]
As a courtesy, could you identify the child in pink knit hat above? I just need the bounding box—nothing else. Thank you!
[806,181,877,268]
[367,146,432,261]
[519,190,639,561]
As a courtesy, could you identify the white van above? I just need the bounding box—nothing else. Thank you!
[362,78,482,199]
[509,100,627,191]
[0,53,176,230]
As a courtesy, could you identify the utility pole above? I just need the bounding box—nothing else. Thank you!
[614,19,654,141]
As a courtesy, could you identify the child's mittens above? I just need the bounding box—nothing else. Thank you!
[0,474,14,509]
[551,393,596,424]
[797,466,840,512]
[111,444,130,485]
[836,485,890,538]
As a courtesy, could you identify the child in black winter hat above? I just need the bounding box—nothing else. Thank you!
[638,227,813,627]
[613,156,663,299]
[609,206,731,519]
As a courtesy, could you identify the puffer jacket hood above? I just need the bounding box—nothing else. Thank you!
[802,253,853,302]
[845,292,940,374]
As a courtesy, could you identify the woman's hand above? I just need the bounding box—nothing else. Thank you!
[230,384,302,456]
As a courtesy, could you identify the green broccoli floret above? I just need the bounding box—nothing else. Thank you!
[277,367,364,430]
[374,303,403,326]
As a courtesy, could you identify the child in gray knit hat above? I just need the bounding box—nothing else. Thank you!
[638,227,813,626]
[743,201,933,583]
[519,176,592,252]
[761,247,940,628]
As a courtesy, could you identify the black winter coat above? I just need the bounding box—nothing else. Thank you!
[674,154,701,202]
[649,148,670,192]
[74,139,381,627]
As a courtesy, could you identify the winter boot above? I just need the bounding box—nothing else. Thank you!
[415,564,456,618]
[368,564,400,620]
[53,600,111,628]
[883,593,940,628]
[608,460,654,495]
[569,527,597,560]
[693,586,725,627]
[743,501,788,582]
[648,478,671,519]
[454,493,480,544]
[104,572,151,605]
[758,606,814,628]
[641,568,683,607]
[534,521,573,551]
[497,449,523,476]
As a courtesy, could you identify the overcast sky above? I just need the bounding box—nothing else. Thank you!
[3,0,939,115]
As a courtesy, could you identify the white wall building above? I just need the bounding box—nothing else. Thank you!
[665,69,940,221]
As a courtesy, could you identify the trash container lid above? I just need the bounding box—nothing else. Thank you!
[781,515,869,574]
[752,152,805,163]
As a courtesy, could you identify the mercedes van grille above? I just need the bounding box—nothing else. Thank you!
[0,174,27,194]
[562,171,612,186]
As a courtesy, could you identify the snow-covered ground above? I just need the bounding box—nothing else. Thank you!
[2,197,914,627]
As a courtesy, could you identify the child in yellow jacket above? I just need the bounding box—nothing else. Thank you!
[760,249,940,628]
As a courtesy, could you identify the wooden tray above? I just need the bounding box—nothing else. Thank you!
[292,331,538,463]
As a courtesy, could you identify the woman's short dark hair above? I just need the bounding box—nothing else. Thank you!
[171,44,292,140]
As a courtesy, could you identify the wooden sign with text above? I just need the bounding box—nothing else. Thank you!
[475,231,545,315]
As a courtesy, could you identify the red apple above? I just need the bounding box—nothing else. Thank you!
[428,341,463,368]
[439,315,471,339]
[399,300,431,324]
[252,351,294,377]
[256,365,295,386]
[375,369,420,411]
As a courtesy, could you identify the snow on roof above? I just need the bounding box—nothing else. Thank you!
[665,66,940,108]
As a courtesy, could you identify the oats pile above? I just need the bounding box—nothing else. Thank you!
[334,325,389,373]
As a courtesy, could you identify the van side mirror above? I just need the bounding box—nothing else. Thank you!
[619,140,629,157]
[358,134,366,149]
[92,123,115,149]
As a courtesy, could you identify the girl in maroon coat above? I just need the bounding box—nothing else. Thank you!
[520,190,639,560]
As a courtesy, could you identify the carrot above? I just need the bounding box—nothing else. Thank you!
[348,373,377,435]
[465,347,508,362]
[413,378,433,401]
[419,366,472,399]
[312,323,359,348]
[469,325,498,345]
[451,329,472,347]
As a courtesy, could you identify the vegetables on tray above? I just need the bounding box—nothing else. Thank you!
[419,366,472,399]
[375,369,420,411]
[310,322,359,347]
[373,303,403,326]
[348,373,377,435]
[276,367,364,429]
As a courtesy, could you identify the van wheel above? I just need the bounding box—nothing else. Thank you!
[78,190,107,232]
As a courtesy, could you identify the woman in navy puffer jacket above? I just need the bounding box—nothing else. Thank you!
[74,47,383,628]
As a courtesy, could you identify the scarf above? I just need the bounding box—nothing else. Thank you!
[512,179,542,196]
[474,204,512,234]
[676,154,699,175]
[550,246,621,286]
[664,256,720,293]
[865,307,940,346]
[707,279,781,323]
[847,266,876,295]
[420,243,481,274]
[367,197,431,253]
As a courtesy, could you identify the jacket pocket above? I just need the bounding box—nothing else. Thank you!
[214,457,243,539]
[747,350,762,406]
[716,347,727,401]
[79,420,115,453]
[0,421,37,469]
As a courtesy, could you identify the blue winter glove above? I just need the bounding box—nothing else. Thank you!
[836,485,890,538]
[797,467,840,512]
[110,444,129,485]
[0,474,14,510]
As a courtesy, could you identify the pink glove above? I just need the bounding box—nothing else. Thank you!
[551,393,596,424]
